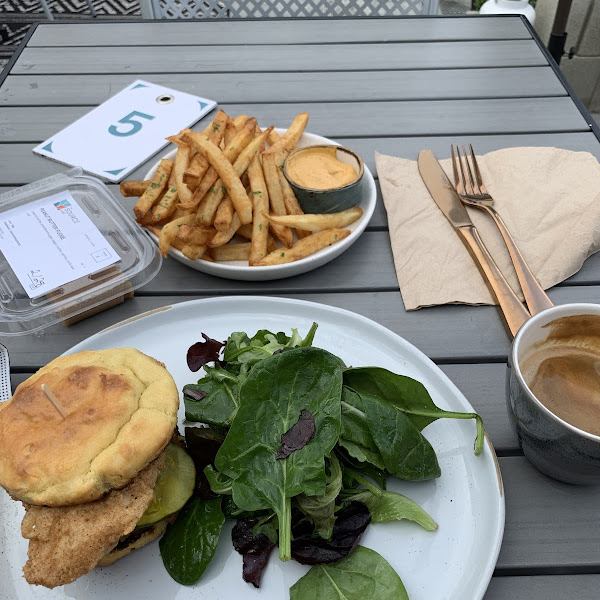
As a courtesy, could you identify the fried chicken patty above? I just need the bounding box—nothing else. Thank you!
[21,451,166,588]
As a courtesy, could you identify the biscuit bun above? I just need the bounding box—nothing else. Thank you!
[96,520,169,567]
[0,348,179,506]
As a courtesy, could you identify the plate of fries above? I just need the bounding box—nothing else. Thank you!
[122,111,376,281]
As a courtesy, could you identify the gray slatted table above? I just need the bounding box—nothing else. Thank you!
[2,15,600,599]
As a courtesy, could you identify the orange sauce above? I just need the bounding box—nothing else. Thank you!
[286,147,357,190]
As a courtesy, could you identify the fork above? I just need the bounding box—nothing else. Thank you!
[451,144,553,316]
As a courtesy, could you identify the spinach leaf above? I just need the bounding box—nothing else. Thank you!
[359,389,441,480]
[223,323,318,373]
[344,368,484,455]
[342,468,436,529]
[252,514,279,544]
[297,454,343,539]
[184,365,239,426]
[337,448,388,490]
[204,464,233,495]
[215,347,343,562]
[159,497,224,585]
[348,489,437,530]
[339,387,386,470]
[221,496,254,520]
[289,545,408,600]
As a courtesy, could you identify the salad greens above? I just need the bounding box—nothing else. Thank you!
[216,347,343,561]
[159,496,224,585]
[161,323,485,598]
[290,546,409,600]
[297,454,343,539]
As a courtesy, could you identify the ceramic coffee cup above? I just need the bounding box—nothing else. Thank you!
[507,303,600,484]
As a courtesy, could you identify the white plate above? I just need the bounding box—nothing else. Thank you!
[0,297,504,600]
[143,130,377,281]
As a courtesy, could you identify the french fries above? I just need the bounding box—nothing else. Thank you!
[194,124,272,226]
[158,214,195,257]
[183,154,208,190]
[180,110,229,191]
[181,243,207,261]
[256,229,351,266]
[214,197,235,231]
[133,159,173,220]
[263,206,363,231]
[277,170,311,240]
[210,242,251,262]
[248,154,270,265]
[172,143,193,207]
[262,152,293,248]
[123,111,363,267]
[192,137,252,224]
[209,213,241,247]
[149,170,178,223]
[120,180,150,197]
[177,224,217,246]
[186,119,256,213]
[264,112,309,165]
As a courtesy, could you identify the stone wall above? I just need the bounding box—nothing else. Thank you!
[535,0,600,111]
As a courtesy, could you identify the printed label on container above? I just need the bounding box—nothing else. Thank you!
[0,191,119,299]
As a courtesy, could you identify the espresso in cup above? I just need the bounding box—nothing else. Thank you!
[508,304,600,484]
[520,315,600,437]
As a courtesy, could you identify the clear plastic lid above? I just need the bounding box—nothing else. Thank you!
[0,168,161,335]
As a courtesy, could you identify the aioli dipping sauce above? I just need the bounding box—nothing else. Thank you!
[286,147,358,190]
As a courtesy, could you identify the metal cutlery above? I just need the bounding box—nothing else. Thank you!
[418,150,530,337]
[451,144,554,315]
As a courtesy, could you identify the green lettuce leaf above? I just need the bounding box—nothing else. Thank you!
[215,347,343,562]
[289,545,408,600]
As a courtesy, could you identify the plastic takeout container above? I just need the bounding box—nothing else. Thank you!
[0,168,161,335]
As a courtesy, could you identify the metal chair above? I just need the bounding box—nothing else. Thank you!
[39,0,97,19]
[138,0,439,19]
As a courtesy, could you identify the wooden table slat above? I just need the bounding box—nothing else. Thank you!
[12,40,548,75]
[0,67,567,106]
[498,456,600,570]
[131,229,600,292]
[4,130,600,187]
[3,287,600,368]
[28,18,532,47]
[485,576,600,600]
[0,97,588,143]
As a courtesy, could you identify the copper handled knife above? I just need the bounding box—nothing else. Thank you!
[418,150,530,337]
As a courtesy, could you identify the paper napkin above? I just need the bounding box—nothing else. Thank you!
[376,147,600,310]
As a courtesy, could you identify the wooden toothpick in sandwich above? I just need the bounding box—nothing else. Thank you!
[41,383,67,419]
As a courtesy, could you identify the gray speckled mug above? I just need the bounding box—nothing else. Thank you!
[507,303,600,484]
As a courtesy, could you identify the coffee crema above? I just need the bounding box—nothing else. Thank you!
[520,315,600,437]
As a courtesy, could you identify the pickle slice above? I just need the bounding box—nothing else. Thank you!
[137,443,196,528]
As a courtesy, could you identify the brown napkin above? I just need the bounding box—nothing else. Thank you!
[376,147,600,310]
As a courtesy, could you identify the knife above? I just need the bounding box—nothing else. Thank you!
[418,150,530,337]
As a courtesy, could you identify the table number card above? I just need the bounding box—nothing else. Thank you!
[33,80,217,182]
